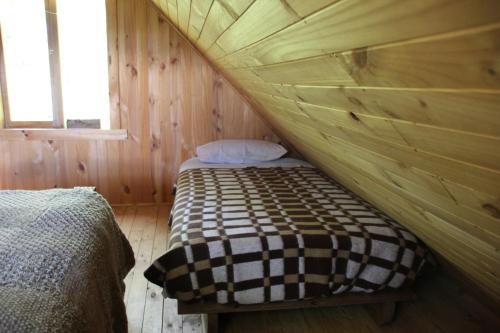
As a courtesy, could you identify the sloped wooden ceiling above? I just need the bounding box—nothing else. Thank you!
[152,0,500,302]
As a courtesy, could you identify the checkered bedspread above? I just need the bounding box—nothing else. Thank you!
[145,167,429,304]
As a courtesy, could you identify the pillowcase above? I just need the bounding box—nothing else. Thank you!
[196,140,287,164]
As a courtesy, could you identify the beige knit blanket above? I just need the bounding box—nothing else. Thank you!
[0,188,135,333]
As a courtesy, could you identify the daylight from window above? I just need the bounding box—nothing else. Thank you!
[57,0,110,129]
[0,0,110,128]
[0,0,53,122]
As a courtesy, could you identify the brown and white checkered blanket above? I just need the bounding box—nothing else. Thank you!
[145,167,429,305]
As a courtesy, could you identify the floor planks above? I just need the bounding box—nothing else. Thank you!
[113,204,203,333]
[113,205,499,333]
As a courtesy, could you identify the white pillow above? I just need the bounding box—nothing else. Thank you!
[196,140,287,164]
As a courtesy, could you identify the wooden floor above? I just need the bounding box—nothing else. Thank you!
[113,205,500,333]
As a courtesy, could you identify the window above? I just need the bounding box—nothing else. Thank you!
[0,0,111,129]
[0,0,53,127]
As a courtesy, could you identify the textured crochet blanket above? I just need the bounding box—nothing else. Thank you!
[0,188,134,333]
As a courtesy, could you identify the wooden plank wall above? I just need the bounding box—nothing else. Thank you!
[152,0,500,303]
[0,0,278,204]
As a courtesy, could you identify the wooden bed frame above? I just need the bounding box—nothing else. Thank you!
[178,289,416,333]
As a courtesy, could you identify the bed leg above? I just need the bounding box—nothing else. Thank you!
[372,301,397,325]
[202,313,220,333]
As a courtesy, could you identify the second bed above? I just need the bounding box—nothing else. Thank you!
[145,157,430,309]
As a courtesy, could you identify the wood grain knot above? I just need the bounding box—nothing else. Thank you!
[123,185,131,194]
[77,162,86,173]
[127,64,138,77]
[151,135,160,151]
[352,47,368,68]
[482,203,500,219]
[419,99,428,108]
[349,112,361,121]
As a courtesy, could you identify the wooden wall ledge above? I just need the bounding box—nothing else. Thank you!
[0,128,128,141]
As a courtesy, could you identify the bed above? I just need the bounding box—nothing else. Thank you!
[145,154,430,332]
[0,187,135,333]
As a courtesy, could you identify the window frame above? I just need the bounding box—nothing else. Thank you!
[45,0,64,128]
[0,0,120,133]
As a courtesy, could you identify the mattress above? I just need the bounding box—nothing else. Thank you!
[179,157,313,172]
[0,188,135,333]
[145,163,430,305]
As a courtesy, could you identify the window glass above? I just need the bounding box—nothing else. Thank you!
[57,0,110,129]
[0,0,53,122]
